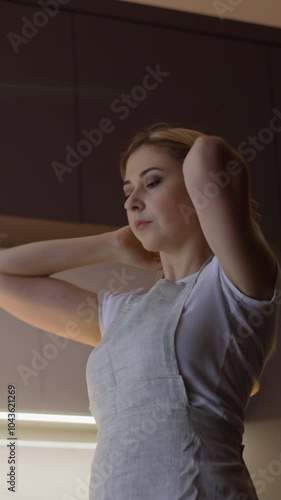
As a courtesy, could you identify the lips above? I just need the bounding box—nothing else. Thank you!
[135,220,152,230]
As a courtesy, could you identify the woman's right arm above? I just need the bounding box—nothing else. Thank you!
[0,227,162,347]
[0,274,103,346]
[0,231,119,347]
[0,231,118,277]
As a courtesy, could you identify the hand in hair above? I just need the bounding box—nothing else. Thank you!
[114,225,163,271]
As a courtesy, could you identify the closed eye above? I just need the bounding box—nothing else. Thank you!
[124,179,161,200]
[147,180,160,189]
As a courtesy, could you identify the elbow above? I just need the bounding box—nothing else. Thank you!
[184,136,249,195]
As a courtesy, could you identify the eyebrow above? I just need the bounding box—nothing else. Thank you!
[123,167,165,187]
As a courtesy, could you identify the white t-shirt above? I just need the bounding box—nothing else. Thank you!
[97,256,281,433]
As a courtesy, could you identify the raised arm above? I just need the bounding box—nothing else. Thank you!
[0,227,162,346]
[0,274,102,346]
[0,231,118,277]
[182,136,277,301]
[0,231,119,346]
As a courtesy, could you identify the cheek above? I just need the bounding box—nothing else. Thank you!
[174,189,194,214]
[154,187,192,221]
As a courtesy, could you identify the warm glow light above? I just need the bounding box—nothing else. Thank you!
[0,412,96,424]
[0,439,97,449]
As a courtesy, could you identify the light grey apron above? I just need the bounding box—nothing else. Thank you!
[86,256,258,499]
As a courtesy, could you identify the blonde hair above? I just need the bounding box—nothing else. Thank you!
[119,122,262,227]
[119,123,278,362]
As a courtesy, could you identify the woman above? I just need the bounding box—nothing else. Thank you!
[0,122,280,499]
[86,122,280,499]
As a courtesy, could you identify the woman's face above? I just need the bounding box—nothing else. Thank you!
[123,144,198,252]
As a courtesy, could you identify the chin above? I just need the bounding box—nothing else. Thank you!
[141,240,160,253]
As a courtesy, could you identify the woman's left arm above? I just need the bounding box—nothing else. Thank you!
[182,136,277,301]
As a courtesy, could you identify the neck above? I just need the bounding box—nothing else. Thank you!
[159,233,214,282]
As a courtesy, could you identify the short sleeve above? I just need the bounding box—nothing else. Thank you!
[214,255,281,366]
[97,287,147,337]
[216,256,281,307]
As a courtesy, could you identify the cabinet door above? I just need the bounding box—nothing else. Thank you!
[0,3,79,222]
[269,46,281,253]
[75,14,280,247]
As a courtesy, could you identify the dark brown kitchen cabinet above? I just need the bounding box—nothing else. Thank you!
[0,2,80,222]
[269,46,281,253]
[74,14,281,247]
[0,0,280,251]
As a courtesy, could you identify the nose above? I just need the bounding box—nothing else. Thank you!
[124,190,145,211]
